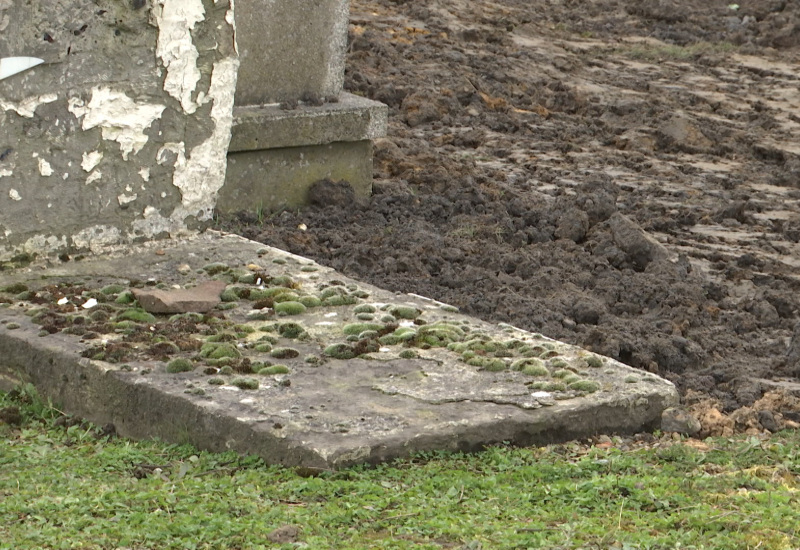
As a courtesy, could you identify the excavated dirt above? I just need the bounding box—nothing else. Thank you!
[219,0,800,433]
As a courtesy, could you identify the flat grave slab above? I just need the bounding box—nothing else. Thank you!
[0,232,678,469]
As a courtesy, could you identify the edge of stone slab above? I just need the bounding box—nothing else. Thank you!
[229,92,388,151]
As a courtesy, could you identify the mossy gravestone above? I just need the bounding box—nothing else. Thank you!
[0,0,237,260]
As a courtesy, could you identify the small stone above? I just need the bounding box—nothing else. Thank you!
[660,407,701,436]
[132,280,227,314]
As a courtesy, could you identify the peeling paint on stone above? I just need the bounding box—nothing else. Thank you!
[38,158,53,177]
[0,169,11,178]
[85,171,102,185]
[118,193,138,206]
[0,93,57,118]
[153,0,205,114]
[72,225,123,253]
[81,151,103,172]
[169,57,238,222]
[8,189,21,201]
[139,167,151,182]
[68,88,166,161]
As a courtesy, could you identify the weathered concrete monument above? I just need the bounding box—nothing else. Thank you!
[220,0,387,213]
[0,0,386,260]
[0,1,678,468]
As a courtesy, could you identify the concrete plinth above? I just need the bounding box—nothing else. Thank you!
[219,93,387,212]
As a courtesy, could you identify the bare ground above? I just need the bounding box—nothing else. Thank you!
[219,0,800,435]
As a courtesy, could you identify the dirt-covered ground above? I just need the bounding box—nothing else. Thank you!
[220,0,800,435]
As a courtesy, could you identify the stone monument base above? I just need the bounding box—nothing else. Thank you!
[219,93,387,213]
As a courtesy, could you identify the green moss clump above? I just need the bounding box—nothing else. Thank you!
[272,258,287,265]
[116,308,156,323]
[324,343,356,360]
[219,288,239,302]
[203,262,230,275]
[544,382,567,392]
[270,347,299,359]
[380,314,397,323]
[549,358,568,369]
[208,377,225,385]
[1,282,28,294]
[562,374,581,385]
[206,357,235,367]
[169,312,204,323]
[272,292,300,303]
[217,302,238,311]
[114,320,139,331]
[260,365,290,375]
[343,323,384,336]
[552,368,573,379]
[254,343,273,353]
[483,359,508,372]
[569,380,600,393]
[304,355,321,365]
[415,323,465,347]
[625,375,640,383]
[218,366,234,375]
[353,304,376,314]
[231,377,259,390]
[268,275,295,288]
[274,301,307,316]
[378,335,399,345]
[100,284,126,295]
[234,324,256,334]
[322,294,358,307]
[14,290,36,301]
[399,350,418,359]
[356,313,375,321]
[200,342,241,360]
[299,296,322,308]
[278,322,307,339]
[390,306,422,320]
[586,355,604,368]
[300,266,318,272]
[257,333,279,344]
[511,358,547,374]
[166,358,194,373]
[5,322,20,330]
[522,362,550,377]
[440,304,459,313]
[207,332,238,343]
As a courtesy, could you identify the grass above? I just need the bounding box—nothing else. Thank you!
[2,386,799,549]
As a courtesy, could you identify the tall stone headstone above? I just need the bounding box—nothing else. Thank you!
[0,0,238,260]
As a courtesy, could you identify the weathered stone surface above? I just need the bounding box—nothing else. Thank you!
[660,407,702,436]
[0,232,680,469]
[234,0,350,105]
[0,0,238,260]
[608,213,672,270]
[132,280,227,313]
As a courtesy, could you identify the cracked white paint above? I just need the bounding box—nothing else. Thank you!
[81,151,103,172]
[38,158,53,176]
[139,167,151,181]
[72,225,123,252]
[0,93,57,118]
[118,193,138,205]
[168,57,238,223]
[8,189,21,201]
[153,0,205,114]
[68,87,166,160]
[0,169,11,178]
[86,170,102,185]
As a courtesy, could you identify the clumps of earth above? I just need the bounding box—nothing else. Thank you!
[0,254,613,402]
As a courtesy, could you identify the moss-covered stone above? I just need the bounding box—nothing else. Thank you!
[569,380,600,393]
[343,322,384,336]
[116,308,156,324]
[260,365,290,375]
[324,343,356,360]
[270,347,299,359]
[203,262,230,275]
[231,377,259,390]
[390,306,422,319]
[200,342,241,360]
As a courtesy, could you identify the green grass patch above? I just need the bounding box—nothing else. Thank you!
[2,386,800,549]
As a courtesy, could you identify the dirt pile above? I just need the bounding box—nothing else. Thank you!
[220,0,800,434]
